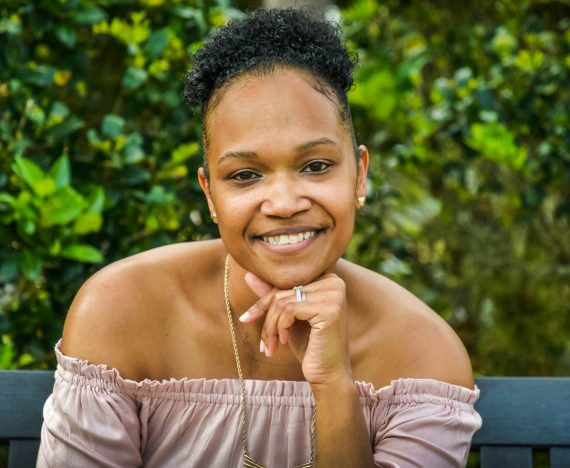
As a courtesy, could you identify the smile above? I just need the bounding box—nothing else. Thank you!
[262,231,317,246]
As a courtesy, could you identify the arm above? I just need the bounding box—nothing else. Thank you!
[39,262,154,467]
[312,379,375,467]
[370,380,482,467]
[37,346,143,468]
[241,273,375,467]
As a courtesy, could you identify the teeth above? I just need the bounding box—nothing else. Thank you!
[262,231,317,246]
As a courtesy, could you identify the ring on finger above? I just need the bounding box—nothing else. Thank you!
[293,286,307,302]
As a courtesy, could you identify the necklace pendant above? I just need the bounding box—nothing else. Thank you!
[244,451,265,468]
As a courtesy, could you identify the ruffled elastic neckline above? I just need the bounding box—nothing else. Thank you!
[54,339,479,406]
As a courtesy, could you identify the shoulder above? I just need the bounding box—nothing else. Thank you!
[61,239,224,379]
[338,260,475,390]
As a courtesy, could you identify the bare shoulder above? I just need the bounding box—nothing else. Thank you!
[61,239,224,379]
[338,259,475,390]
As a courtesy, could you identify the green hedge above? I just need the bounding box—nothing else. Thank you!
[343,0,570,375]
[0,0,241,368]
[1,0,569,375]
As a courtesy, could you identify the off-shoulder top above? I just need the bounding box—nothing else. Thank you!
[38,341,482,467]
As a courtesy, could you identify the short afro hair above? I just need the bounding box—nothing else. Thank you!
[184,8,358,128]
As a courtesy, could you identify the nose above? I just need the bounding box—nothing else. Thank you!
[260,174,311,218]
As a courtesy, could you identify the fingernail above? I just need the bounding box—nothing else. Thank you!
[239,310,251,322]
[259,339,266,354]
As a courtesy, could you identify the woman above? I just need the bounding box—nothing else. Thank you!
[39,9,481,467]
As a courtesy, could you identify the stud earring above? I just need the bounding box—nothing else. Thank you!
[357,196,366,208]
[210,212,218,223]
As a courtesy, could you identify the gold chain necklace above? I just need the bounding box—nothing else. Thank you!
[223,255,316,468]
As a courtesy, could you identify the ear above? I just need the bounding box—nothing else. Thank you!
[198,167,216,215]
[356,145,369,200]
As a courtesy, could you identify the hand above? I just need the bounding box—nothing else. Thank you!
[240,272,352,386]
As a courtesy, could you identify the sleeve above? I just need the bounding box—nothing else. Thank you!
[37,348,143,468]
[364,379,482,468]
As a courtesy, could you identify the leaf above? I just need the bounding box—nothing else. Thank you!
[12,158,55,197]
[123,66,148,90]
[18,65,56,87]
[49,154,71,188]
[40,186,85,226]
[123,143,145,164]
[86,187,105,214]
[0,254,19,282]
[33,178,57,198]
[19,250,43,281]
[73,212,103,234]
[0,193,16,210]
[55,25,76,48]
[45,117,85,142]
[48,101,70,122]
[69,7,107,25]
[101,114,125,139]
[60,244,103,263]
[20,218,36,236]
[172,142,199,163]
[147,28,169,59]
[466,122,528,170]
[0,336,16,369]
[122,166,151,185]
[12,156,45,188]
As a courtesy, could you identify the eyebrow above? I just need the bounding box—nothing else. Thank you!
[217,137,340,164]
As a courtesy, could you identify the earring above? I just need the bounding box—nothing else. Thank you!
[357,196,366,208]
[210,212,218,223]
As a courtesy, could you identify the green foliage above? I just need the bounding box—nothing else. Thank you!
[1,0,568,377]
[343,0,570,375]
[0,0,240,368]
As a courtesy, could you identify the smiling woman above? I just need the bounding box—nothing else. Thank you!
[38,8,481,468]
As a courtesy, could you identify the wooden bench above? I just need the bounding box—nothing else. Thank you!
[1,372,569,467]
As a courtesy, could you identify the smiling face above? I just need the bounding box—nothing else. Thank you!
[199,69,368,289]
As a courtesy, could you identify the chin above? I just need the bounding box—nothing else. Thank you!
[260,265,331,290]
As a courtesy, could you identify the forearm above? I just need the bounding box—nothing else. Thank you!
[312,379,375,468]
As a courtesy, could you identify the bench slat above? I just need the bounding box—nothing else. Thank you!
[480,446,533,468]
[8,440,40,468]
[0,371,54,439]
[473,377,570,446]
[550,447,570,468]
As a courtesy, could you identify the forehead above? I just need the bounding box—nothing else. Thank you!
[205,70,351,161]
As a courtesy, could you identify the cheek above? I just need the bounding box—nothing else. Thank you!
[214,190,259,229]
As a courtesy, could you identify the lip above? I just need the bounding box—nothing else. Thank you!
[256,225,323,237]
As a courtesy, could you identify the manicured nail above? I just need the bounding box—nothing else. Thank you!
[259,339,266,354]
[239,310,251,322]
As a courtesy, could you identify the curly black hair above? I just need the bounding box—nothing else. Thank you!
[184,8,358,154]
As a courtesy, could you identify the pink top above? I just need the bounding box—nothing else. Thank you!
[38,341,482,467]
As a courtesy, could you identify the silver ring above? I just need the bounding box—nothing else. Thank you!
[293,286,306,302]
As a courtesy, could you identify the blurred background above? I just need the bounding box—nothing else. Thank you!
[0,0,568,377]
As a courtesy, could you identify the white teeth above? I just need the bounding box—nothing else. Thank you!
[262,231,317,246]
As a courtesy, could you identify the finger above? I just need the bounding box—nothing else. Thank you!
[264,290,343,354]
[296,274,344,294]
[238,289,275,323]
[277,297,342,335]
[244,272,273,297]
[262,290,297,356]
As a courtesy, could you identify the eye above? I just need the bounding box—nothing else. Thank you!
[302,161,332,173]
[231,170,260,182]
